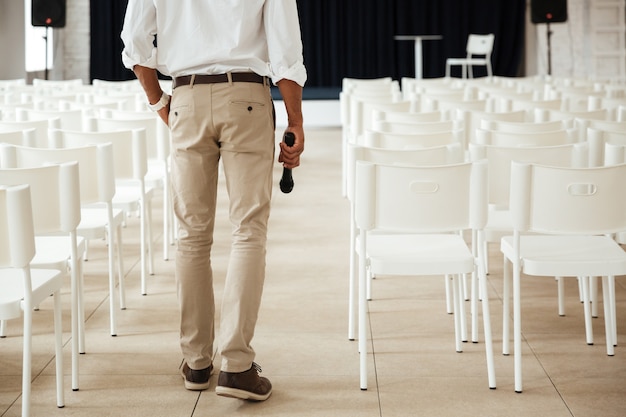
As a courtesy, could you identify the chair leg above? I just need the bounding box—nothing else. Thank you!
[348,217,357,341]
[107,220,118,337]
[358,231,368,390]
[0,319,6,337]
[513,258,523,393]
[609,276,617,346]
[502,257,511,356]
[476,234,496,389]
[591,276,599,318]
[70,232,80,391]
[453,274,464,352]
[116,223,126,310]
[140,195,148,295]
[602,276,615,356]
[53,290,65,408]
[557,276,565,316]
[471,268,479,343]
[22,302,33,417]
[445,274,453,314]
[581,276,594,345]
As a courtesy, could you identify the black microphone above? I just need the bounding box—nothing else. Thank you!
[279,132,295,193]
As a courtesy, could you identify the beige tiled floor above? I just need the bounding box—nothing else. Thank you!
[1,128,625,416]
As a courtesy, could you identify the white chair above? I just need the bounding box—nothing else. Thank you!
[0,162,83,391]
[468,142,589,323]
[501,161,626,393]
[0,142,125,337]
[354,159,495,390]
[346,142,465,341]
[445,34,495,79]
[95,109,174,260]
[0,184,64,417]
[49,128,155,295]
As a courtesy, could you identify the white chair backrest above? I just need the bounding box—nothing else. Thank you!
[347,142,464,202]
[480,119,568,134]
[371,119,462,135]
[604,142,626,165]
[0,184,35,268]
[355,160,487,233]
[510,161,626,234]
[0,142,115,205]
[97,109,168,161]
[474,128,573,147]
[16,107,85,131]
[469,142,588,208]
[0,161,81,234]
[0,118,60,147]
[0,128,37,147]
[372,108,446,123]
[587,127,626,167]
[466,34,495,57]
[49,128,147,181]
[363,129,462,149]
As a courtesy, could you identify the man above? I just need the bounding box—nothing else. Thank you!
[121,0,306,401]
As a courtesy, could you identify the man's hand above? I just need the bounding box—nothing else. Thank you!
[278,126,304,169]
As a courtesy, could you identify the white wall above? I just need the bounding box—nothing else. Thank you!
[0,0,26,79]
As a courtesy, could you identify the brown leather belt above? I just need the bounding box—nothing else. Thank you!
[173,73,266,89]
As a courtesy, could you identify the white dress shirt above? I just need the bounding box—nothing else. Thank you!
[121,0,307,86]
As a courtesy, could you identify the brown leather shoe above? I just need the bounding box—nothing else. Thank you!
[181,362,213,391]
[215,362,272,401]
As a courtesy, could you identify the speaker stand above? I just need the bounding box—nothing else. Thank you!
[43,25,50,80]
[546,21,553,76]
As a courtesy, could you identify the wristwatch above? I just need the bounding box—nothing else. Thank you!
[148,92,170,112]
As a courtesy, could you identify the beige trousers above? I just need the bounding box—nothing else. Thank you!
[169,77,275,373]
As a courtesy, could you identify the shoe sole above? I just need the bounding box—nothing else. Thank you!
[215,386,272,401]
[181,368,213,391]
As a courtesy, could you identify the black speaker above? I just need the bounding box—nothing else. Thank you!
[32,0,67,28]
[531,0,567,24]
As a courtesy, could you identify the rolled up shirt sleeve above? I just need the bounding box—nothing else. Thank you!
[120,0,160,70]
[264,0,307,87]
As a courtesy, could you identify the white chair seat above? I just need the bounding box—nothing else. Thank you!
[0,269,63,319]
[78,207,124,239]
[502,235,626,277]
[33,235,86,270]
[362,234,475,275]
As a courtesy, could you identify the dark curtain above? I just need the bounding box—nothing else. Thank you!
[90,0,526,86]
[90,0,133,82]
